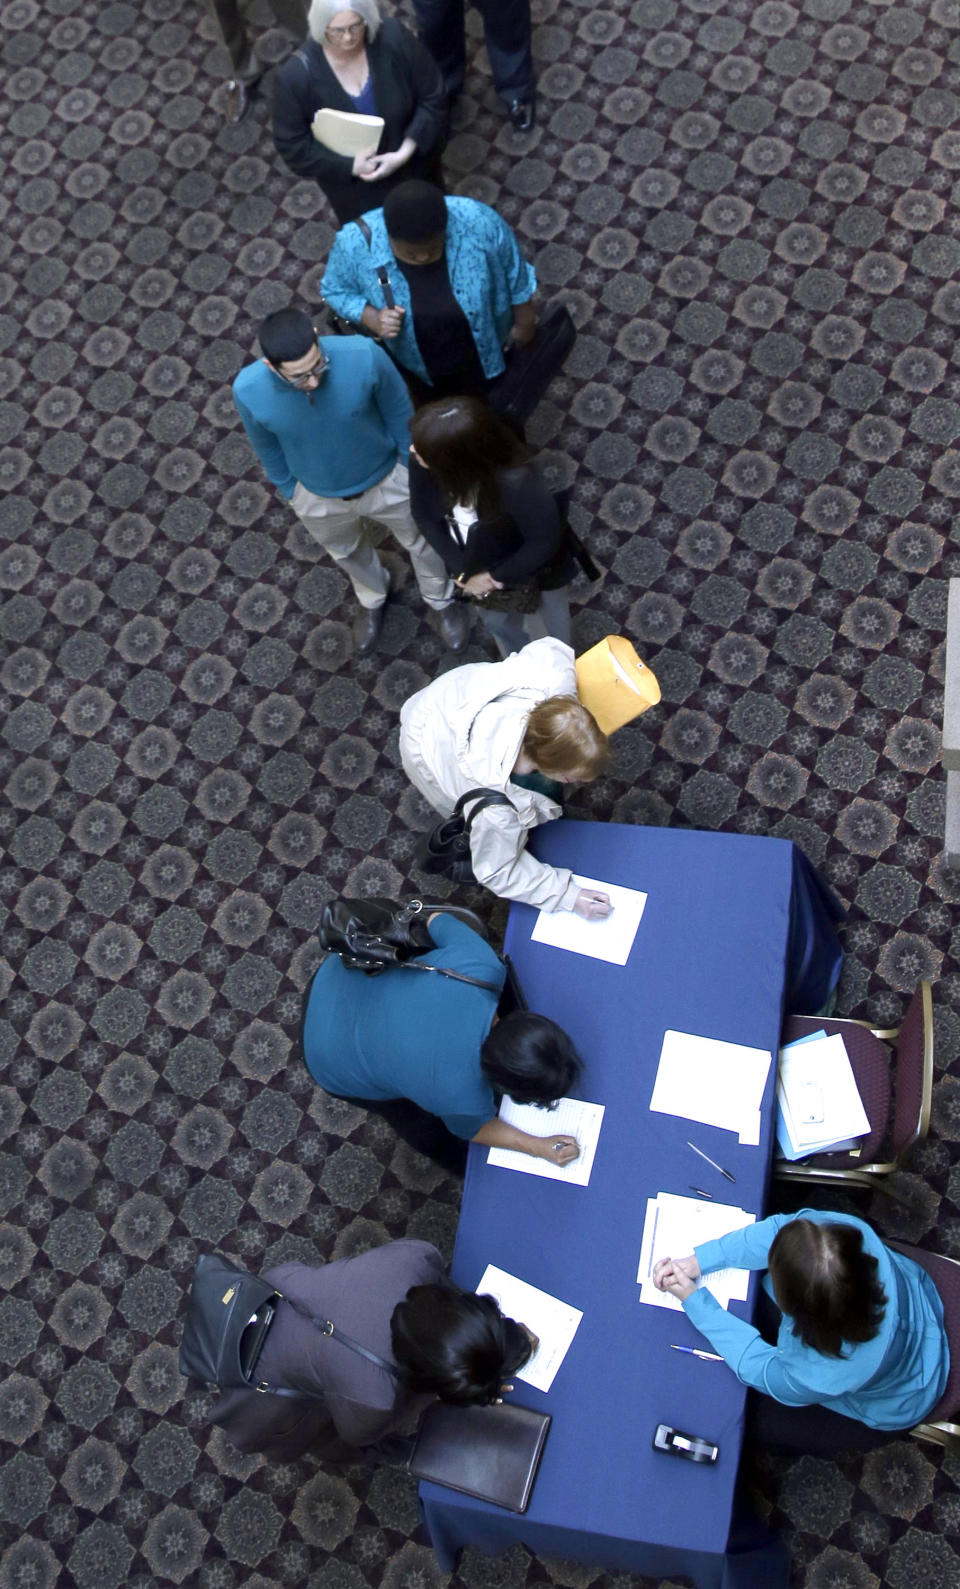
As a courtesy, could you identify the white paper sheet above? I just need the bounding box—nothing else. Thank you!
[475,1265,583,1392]
[649,1029,772,1144]
[486,1097,605,1186]
[530,875,647,965]
[636,1192,755,1312]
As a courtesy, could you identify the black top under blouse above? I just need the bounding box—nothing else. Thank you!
[395,254,488,397]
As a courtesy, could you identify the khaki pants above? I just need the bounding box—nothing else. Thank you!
[291,461,454,611]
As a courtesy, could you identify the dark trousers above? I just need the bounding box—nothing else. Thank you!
[411,0,534,102]
[207,0,307,82]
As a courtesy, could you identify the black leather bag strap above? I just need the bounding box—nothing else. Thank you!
[396,960,502,993]
[455,787,516,827]
[253,1291,399,1399]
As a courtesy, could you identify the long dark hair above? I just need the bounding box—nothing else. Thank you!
[768,1218,887,1359]
[390,1283,533,1405]
[410,397,531,515]
[480,1011,583,1107]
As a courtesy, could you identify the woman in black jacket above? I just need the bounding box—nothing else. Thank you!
[273,0,446,225]
[409,396,583,655]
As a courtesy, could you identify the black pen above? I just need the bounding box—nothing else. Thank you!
[689,1184,713,1200]
[687,1141,736,1183]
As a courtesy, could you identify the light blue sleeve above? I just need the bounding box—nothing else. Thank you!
[233,391,297,499]
[694,1212,793,1277]
[491,209,537,305]
[320,228,372,328]
[683,1288,819,1406]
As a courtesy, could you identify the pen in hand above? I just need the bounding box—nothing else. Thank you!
[669,1345,723,1362]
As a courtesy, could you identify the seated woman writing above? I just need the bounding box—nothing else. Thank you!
[302,912,583,1163]
[212,1239,535,1460]
[399,637,612,918]
[654,1210,949,1431]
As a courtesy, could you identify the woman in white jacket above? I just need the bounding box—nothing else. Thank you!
[399,638,612,917]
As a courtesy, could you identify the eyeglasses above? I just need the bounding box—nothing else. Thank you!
[278,348,329,388]
[326,21,365,39]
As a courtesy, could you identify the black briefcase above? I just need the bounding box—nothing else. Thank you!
[409,1400,551,1513]
[490,304,576,427]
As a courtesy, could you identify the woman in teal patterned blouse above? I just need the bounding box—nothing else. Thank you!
[321,179,537,400]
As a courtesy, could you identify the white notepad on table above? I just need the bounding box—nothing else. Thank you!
[530,875,647,965]
[649,1029,772,1145]
[637,1192,755,1312]
[486,1097,605,1186]
[475,1265,582,1393]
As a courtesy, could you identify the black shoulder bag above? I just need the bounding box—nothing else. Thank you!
[179,1252,396,1400]
[417,787,516,886]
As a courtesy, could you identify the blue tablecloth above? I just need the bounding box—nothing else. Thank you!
[419,824,842,1584]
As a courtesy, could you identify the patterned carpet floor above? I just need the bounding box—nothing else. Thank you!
[2,0,960,1585]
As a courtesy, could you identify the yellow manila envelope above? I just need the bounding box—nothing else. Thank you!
[575,636,661,733]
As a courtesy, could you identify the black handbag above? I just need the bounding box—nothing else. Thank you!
[489,303,577,428]
[417,787,516,885]
[318,896,503,992]
[179,1253,397,1400]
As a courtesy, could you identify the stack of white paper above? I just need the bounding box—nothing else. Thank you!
[486,1096,605,1186]
[637,1192,756,1312]
[476,1265,583,1392]
[776,1031,870,1161]
[648,1030,772,1146]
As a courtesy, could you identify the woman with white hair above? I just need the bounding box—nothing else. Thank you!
[273,0,447,224]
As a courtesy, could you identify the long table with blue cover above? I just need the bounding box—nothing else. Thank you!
[418,821,843,1585]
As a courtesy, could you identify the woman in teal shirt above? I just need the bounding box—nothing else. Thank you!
[302,914,582,1164]
[655,1210,949,1431]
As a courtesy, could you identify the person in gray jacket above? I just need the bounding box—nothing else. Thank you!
[210,1240,534,1460]
[399,638,612,916]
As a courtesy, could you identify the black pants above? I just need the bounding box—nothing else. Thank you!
[411,0,534,102]
[207,0,307,81]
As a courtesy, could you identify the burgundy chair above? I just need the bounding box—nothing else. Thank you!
[889,1239,960,1452]
[776,982,934,1194]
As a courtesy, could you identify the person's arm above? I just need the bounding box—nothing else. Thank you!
[234,392,298,498]
[682,1289,819,1406]
[694,1213,794,1277]
[470,802,580,912]
[320,231,376,329]
[408,455,460,570]
[272,55,355,185]
[490,209,537,313]
[358,136,418,182]
[486,473,565,584]
[369,344,415,461]
[510,299,538,346]
[472,1117,579,1165]
[395,24,447,155]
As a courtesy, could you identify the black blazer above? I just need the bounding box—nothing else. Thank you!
[409,458,576,588]
[273,19,446,223]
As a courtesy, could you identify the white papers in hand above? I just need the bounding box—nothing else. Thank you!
[637,1192,755,1312]
[776,1032,870,1160]
[530,875,647,965]
[311,107,384,155]
[486,1097,605,1186]
[649,1030,772,1144]
[476,1265,582,1392]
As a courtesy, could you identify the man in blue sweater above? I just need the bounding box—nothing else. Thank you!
[233,308,468,654]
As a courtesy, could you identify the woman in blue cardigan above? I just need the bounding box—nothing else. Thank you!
[654,1210,949,1431]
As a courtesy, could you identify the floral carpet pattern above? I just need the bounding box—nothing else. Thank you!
[2,0,960,1586]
